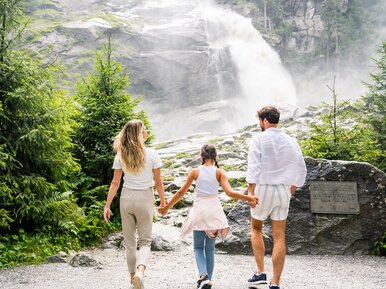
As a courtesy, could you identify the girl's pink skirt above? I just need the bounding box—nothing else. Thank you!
[180,194,230,240]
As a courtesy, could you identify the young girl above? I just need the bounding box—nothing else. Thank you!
[158,144,258,289]
[104,119,166,289]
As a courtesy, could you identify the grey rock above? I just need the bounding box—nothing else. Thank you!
[119,239,126,250]
[164,183,179,192]
[219,137,235,146]
[45,254,67,263]
[151,223,182,251]
[184,195,194,206]
[69,253,99,267]
[218,158,386,255]
[151,235,175,251]
[101,232,124,249]
[101,241,118,249]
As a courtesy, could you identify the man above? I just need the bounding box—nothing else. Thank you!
[246,106,307,289]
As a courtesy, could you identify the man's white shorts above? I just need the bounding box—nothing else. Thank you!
[250,184,291,221]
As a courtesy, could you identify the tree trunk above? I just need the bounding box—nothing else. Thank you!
[264,1,267,31]
[1,5,6,63]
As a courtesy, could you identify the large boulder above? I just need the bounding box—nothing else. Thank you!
[218,158,386,255]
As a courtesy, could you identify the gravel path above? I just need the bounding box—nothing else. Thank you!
[0,245,385,289]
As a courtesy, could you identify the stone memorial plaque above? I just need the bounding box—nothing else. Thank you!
[310,181,360,214]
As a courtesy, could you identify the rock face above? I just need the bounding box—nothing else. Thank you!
[217,158,386,255]
[26,0,300,140]
[217,0,330,55]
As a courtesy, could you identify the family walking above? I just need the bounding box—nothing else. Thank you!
[103,106,307,289]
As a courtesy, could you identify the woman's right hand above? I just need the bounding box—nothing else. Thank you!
[104,207,111,222]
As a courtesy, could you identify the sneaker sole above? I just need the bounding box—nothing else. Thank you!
[132,276,143,289]
[248,285,267,289]
[247,282,268,288]
[199,280,212,289]
[248,281,268,285]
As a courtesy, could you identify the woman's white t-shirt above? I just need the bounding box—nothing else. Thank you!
[112,148,162,190]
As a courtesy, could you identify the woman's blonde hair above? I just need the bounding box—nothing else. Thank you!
[113,119,146,174]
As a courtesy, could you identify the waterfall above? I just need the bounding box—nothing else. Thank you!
[114,0,297,139]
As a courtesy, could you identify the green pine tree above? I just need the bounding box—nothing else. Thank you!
[0,0,81,233]
[363,41,386,171]
[301,77,382,165]
[74,37,152,207]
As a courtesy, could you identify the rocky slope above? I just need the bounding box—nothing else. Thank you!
[152,106,385,255]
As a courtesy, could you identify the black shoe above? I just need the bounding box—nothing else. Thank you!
[268,282,280,289]
[247,272,267,287]
[197,275,212,289]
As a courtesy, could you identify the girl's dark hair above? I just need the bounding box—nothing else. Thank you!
[201,144,219,168]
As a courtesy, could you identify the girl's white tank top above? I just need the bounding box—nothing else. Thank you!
[195,165,219,196]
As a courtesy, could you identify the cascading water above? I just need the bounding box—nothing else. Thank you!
[114,0,297,139]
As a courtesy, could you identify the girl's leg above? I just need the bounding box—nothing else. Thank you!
[204,234,216,280]
[193,230,208,277]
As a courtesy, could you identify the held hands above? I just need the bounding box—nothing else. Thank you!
[157,206,169,216]
[246,190,259,208]
[247,195,259,208]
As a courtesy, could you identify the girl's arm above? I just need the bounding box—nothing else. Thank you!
[158,169,196,215]
[104,169,123,222]
[153,167,166,207]
[219,169,259,203]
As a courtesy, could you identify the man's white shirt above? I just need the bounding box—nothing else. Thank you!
[246,128,307,187]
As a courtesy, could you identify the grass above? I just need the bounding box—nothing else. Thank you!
[176,152,190,159]
[32,8,63,19]
[84,12,130,28]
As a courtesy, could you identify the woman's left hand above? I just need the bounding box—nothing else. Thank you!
[104,207,111,222]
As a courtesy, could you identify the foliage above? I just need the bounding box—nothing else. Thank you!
[362,41,386,171]
[0,229,79,269]
[316,0,374,69]
[372,232,386,256]
[0,1,122,269]
[300,78,382,166]
[0,211,120,269]
[0,0,80,234]
[228,177,247,188]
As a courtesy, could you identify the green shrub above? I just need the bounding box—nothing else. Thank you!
[372,232,386,256]
[300,78,382,166]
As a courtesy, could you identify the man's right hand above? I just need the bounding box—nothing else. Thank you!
[290,185,297,194]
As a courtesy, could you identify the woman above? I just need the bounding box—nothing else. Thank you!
[104,119,166,289]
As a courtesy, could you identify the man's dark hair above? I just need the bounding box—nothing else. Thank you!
[257,106,280,124]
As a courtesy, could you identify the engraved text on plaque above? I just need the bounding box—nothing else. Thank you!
[310,181,360,214]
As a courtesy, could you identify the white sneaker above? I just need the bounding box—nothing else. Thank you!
[132,271,144,289]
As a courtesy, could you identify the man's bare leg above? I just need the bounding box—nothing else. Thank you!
[251,218,265,273]
[271,220,286,285]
